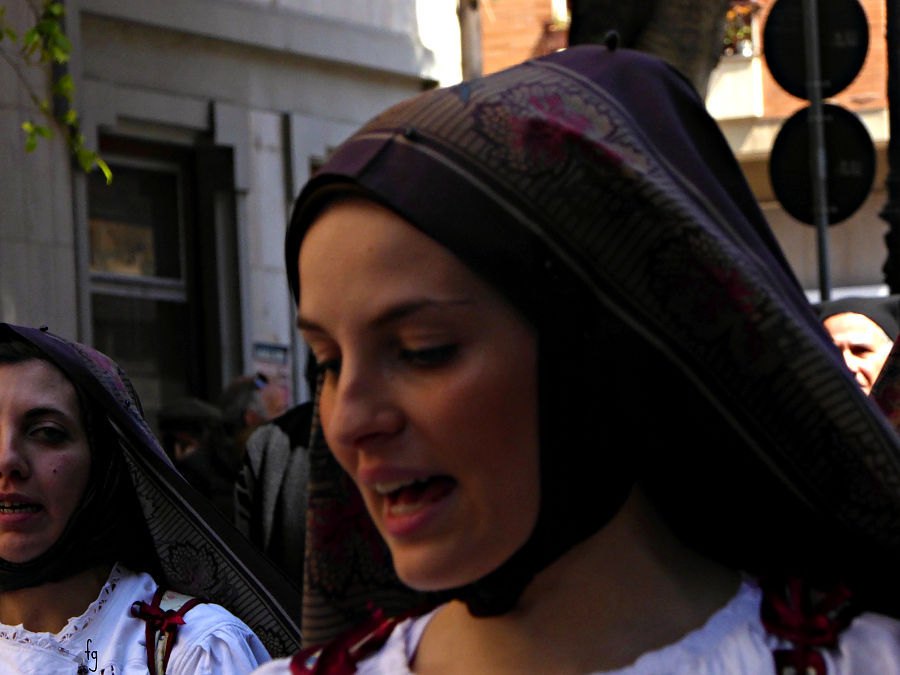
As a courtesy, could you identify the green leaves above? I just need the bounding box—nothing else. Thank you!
[76,146,111,183]
[53,72,73,101]
[21,120,51,152]
[22,2,69,63]
[2,1,112,182]
[0,6,15,43]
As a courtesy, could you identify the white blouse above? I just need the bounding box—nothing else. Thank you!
[254,580,900,674]
[0,563,270,674]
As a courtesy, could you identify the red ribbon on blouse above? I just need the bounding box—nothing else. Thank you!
[290,605,431,675]
[760,577,857,675]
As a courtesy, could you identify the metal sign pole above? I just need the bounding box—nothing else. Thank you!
[882,0,900,292]
[802,0,832,300]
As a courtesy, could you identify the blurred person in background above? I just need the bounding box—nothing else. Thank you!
[815,295,900,395]
[158,396,239,521]
[235,357,316,590]
[157,396,224,463]
[221,373,289,461]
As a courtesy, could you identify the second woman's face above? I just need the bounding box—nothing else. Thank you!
[0,359,91,563]
[298,199,540,591]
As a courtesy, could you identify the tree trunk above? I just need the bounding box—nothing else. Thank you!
[568,0,731,97]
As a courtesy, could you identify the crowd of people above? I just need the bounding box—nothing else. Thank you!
[4,44,900,674]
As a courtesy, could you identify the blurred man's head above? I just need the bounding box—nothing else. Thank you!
[816,296,900,395]
[220,373,287,440]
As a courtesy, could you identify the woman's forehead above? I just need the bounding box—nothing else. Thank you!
[300,202,466,296]
[0,359,81,417]
[297,200,530,336]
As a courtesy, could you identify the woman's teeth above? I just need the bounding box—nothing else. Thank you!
[389,501,428,515]
[374,479,419,496]
[0,503,40,513]
[374,476,457,517]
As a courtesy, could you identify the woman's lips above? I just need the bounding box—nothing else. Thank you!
[376,475,458,537]
[0,497,43,528]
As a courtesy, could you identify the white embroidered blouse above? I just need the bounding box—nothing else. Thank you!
[0,563,270,674]
[253,580,900,674]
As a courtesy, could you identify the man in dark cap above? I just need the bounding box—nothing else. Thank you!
[157,396,223,462]
[157,397,239,520]
[816,295,900,395]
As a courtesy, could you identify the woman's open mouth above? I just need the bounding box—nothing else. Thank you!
[0,500,44,529]
[374,476,457,535]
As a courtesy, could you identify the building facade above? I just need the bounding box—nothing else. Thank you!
[3,0,890,414]
[710,0,888,300]
[1,0,460,423]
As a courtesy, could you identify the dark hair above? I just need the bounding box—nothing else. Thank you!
[0,339,51,364]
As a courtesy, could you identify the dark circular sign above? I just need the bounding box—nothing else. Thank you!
[769,103,875,225]
[763,0,868,99]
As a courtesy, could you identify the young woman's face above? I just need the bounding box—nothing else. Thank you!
[0,359,92,563]
[298,199,540,591]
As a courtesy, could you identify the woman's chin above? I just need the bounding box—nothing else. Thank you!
[0,549,47,565]
[0,539,51,565]
[386,524,534,593]
[392,550,505,593]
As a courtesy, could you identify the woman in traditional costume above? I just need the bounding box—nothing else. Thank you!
[0,324,303,673]
[259,44,900,674]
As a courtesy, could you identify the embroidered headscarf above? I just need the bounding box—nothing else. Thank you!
[285,46,900,645]
[0,324,302,657]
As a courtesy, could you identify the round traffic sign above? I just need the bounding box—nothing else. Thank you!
[769,103,875,225]
[763,0,868,99]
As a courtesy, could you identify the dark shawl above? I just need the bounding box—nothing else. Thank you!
[0,324,302,657]
[285,46,900,645]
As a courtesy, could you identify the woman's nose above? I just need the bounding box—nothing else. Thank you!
[0,429,29,480]
[322,361,403,450]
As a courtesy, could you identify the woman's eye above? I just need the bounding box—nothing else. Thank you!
[29,425,69,445]
[315,357,341,377]
[400,345,458,368]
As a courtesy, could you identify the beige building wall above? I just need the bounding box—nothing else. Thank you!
[0,0,454,406]
[715,0,889,297]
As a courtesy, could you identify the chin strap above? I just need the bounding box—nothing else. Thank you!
[131,587,205,675]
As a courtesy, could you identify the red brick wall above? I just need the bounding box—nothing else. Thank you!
[481,0,886,120]
[760,0,886,119]
[481,0,558,74]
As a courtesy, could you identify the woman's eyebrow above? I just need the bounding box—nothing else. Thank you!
[369,298,471,328]
[297,298,472,332]
[22,406,71,422]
